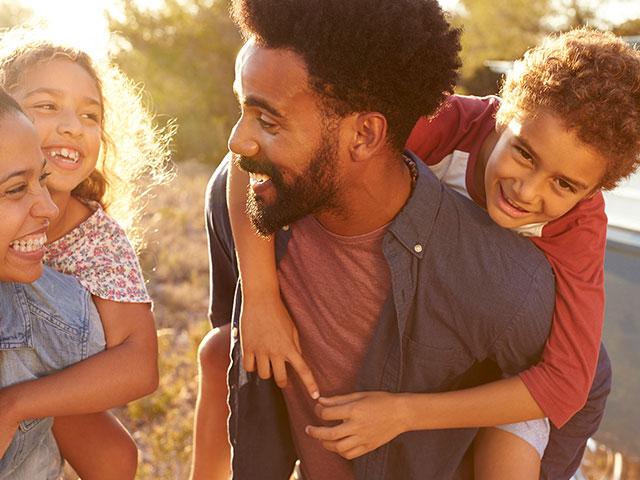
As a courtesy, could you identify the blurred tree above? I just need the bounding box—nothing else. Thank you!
[110,0,241,163]
[453,0,553,95]
[0,1,32,28]
[613,17,640,36]
[453,0,639,95]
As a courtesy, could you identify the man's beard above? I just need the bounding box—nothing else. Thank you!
[235,130,340,236]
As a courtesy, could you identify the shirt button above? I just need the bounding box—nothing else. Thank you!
[414,244,423,253]
[231,327,239,338]
[282,225,290,231]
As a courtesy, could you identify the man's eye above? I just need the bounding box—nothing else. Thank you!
[33,103,56,111]
[258,116,277,130]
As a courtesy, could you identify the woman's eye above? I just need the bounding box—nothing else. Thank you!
[5,183,27,195]
[81,112,101,123]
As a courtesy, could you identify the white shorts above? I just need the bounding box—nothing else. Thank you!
[495,418,550,458]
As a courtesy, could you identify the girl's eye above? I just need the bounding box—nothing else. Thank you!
[555,178,576,193]
[39,171,51,185]
[33,103,56,111]
[81,112,101,123]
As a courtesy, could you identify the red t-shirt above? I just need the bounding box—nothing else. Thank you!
[406,95,607,428]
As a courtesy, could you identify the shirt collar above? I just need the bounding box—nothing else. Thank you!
[387,150,443,258]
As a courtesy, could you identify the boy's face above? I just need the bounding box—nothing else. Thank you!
[484,110,606,229]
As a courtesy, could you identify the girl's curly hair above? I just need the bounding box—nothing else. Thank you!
[0,27,175,249]
[497,28,640,190]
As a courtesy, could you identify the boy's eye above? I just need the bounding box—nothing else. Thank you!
[514,145,533,161]
[555,178,576,193]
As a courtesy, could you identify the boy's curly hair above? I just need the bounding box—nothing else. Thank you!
[497,28,640,190]
[0,27,174,250]
[231,0,461,150]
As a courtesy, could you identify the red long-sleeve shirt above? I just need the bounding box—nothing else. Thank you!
[406,95,606,427]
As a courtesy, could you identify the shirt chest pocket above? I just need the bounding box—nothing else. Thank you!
[27,301,88,369]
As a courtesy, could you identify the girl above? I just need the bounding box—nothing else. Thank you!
[0,27,173,479]
[194,29,640,479]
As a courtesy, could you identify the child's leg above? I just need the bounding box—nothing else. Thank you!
[190,325,232,480]
[474,420,549,480]
[53,411,137,480]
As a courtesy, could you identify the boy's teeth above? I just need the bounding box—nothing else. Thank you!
[10,234,47,253]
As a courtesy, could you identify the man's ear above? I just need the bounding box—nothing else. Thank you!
[349,112,388,161]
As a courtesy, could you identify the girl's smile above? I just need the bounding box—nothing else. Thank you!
[10,57,103,196]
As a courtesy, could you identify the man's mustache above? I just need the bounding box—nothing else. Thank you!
[233,154,281,183]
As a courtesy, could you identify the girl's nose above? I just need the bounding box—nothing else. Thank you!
[56,110,83,138]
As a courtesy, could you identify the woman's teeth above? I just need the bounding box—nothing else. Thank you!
[10,234,47,252]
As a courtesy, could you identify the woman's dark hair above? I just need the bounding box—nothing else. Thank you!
[231,0,461,150]
[0,87,25,118]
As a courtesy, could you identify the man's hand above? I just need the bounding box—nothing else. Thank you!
[240,297,319,399]
[305,392,407,459]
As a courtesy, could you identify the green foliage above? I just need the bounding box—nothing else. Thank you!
[453,0,553,94]
[110,0,242,163]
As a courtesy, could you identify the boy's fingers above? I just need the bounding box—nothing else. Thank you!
[318,392,364,405]
[315,404,351,422]
[272,359,288,388]
[288,353,319,399]
[305,424,350,441]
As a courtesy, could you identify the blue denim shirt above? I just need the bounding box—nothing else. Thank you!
[206,152,611,480]
[0,266,105,480]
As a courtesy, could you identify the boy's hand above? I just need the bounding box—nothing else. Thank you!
[305,392,407,459]
[240,297,320,399]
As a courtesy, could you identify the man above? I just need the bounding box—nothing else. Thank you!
[201,0,611,478]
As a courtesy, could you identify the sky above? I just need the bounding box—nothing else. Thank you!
[13,0,640,58]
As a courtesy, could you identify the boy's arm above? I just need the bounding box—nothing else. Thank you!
[0,300,158,430]
[306,376,544,459]
[227,158,319,398]
[523,193,607,427]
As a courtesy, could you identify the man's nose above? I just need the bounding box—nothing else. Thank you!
[228,118,259,157]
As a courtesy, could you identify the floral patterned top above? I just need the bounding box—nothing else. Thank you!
[44,202,151,303]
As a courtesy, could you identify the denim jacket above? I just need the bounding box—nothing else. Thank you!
[0,266,105,480]
[206,152,611,480]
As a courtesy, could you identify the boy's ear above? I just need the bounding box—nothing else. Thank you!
[349,112,388,161]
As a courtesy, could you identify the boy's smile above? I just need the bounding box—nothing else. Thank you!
[482,110,606,230]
